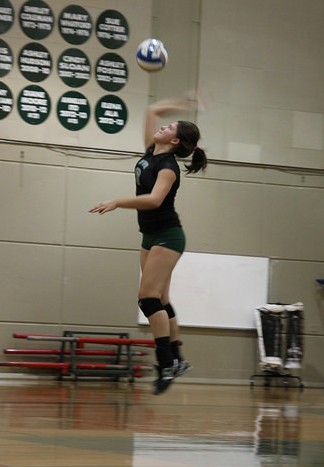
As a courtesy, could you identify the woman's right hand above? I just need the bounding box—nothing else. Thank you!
[89,199,118,214]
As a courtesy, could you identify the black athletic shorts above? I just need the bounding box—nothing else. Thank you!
[141,226,186,254]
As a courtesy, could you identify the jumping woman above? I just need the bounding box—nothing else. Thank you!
[89,98,207,394]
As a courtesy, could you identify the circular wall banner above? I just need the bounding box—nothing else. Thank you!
[18,84,51,124]
[19,0,54,40]
[18,42,52,82]
[57,48,91,88]
[96,52,128,92]
[0,80,13,119]
[59,5,92,45]
[57,91,90,131]
[0,38,13,77]
[95,94,127,134]
[96,10,129,49]
[0,0,14,35]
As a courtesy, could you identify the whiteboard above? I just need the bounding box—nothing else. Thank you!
[138,252,269,329]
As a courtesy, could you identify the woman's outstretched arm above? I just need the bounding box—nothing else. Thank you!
[144,98,192,149]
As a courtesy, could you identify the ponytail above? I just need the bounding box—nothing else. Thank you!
[183,146,207,174]
[175,120,208,174]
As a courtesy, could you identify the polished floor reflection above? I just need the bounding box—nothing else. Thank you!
[0,379,323,466]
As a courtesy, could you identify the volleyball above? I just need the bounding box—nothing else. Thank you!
[136,38,168,72]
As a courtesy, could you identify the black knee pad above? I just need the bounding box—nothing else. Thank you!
[138,297,163,318]
[164,303,176,319]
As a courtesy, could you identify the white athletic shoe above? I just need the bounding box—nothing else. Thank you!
[173,359,192,378]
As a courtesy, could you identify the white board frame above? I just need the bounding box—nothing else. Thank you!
[138,252,269,329]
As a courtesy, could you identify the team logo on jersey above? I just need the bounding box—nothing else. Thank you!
[138,159,149,170]
[135,159,149,185]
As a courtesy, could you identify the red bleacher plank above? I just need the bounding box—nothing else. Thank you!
[4,349,148,357]
[0,361,70,375]
[13,333,155,347]
[76,363,152,371]
[0,361,68,368]
[77,337,155,347]
[0,361,151,374]
[5,348,62,355]
[13,333,62,339]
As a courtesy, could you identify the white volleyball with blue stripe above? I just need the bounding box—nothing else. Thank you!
[136,38,168,72]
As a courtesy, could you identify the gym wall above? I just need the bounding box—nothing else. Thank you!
[0,0,324,386]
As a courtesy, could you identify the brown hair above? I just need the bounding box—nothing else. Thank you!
[176,121,207,174]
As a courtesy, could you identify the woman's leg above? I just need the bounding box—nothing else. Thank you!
[161,276,178,340]
[139,245,181,335]
[140,247,168,337]
[139,246,182,393]
[160,277,183,358]
[161,280,191,375]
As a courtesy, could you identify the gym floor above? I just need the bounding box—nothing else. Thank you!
[0,379,323,466]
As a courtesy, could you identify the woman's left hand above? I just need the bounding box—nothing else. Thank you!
[89,199,118,214]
